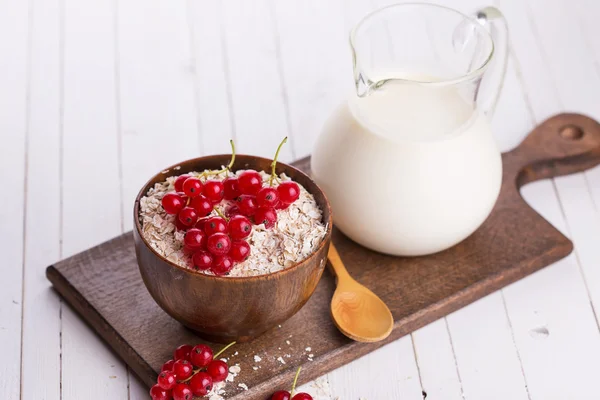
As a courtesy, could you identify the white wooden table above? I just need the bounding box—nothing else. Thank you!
[3,0,600,398]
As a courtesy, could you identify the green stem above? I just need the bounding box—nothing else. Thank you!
[269,137,288,186]
[195,139,236,180]
[214,341,236,359]
[290,366,302,396]
[214,207,227,221]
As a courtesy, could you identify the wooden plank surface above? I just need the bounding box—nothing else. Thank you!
[46,112,600,399]
[5,0,600,398]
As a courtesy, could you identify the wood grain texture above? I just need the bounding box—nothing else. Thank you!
[46,113,600,399]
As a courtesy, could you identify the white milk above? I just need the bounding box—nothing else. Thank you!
[311,80,502,255]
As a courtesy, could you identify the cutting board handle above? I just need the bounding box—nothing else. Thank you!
[507,113,600,187]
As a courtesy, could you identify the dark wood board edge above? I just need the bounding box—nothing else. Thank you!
[46,265,157,388]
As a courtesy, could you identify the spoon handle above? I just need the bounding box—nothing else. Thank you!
[328,243,352,282]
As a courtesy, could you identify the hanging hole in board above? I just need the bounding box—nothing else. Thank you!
[559,125,584,140]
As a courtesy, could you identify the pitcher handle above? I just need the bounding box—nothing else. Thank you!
[474,7,509,119]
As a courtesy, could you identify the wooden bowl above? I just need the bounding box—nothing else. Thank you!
[133,155,332,343]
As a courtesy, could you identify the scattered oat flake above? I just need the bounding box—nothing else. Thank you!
[277,356,286,364]
[234,351,239,356]
[252,366,259,371]
[305,347,312,352]
[238,383,249,391]
[229,365,241,374]
[254,355,262,362]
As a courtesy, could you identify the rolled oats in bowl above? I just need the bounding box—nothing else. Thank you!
[139,170,327,277]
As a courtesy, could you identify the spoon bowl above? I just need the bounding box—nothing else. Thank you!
[328,244,393,342]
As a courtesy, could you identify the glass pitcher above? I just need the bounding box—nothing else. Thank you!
[312,3,508,256]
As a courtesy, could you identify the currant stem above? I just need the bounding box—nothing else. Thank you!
[214,341,236,359]
[291,366,302,396]
[214,207,227,221]
[195,140,236,180]
[269,137,288,187]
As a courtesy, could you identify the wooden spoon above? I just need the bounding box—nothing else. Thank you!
[328,243,394,342]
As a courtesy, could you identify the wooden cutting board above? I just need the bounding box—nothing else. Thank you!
[47,113,600,399]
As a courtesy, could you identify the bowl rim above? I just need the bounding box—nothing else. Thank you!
[133,154,333,282]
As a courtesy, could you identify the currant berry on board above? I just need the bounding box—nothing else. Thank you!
[190,344,213,367]
[271,390,291,400]
[291,393,313,400]
[161,359,175,372]
[172,359,193,380]
[189,372,213,397]
[172,383,193,400]
[206,359,229,382]
[173,344,192,361]
[150,384,171,400]
[157,370,176,390]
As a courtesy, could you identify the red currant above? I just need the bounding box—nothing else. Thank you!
[175,218,188,231]
[207,233,231,256]
[182,177,203,198]
[173,359,193,380]
[238,170,262,195]
[277,181,300,204]
[157,370,176,390]
[184,228,206,251]
[276,201,290,210]
[204,216,228,236]
[206,359,229,382]
[292,394,313,400]
[162,192,185,215]
[150,384,170,400]
[223,177,241,200]
[190,344,213,367]
[230,240,251,262]
[178,207,199,227]
[173,344,193,361]
[211,255,234,275]
[254,207,277,228]
[203,180,225,203]
[189,372,213,397]
[195,217,208,231]
[161,359,175,372]
[271,390,291,400]
[237,195,258,216]
[257,187,279,208]
[172,383,193,400]
[228,215,252,240]
[190,195,213,217]
[192,250,213,271]
[226,205,242,217]
[174,175,190,192]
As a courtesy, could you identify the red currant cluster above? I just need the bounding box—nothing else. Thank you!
[150,342,235,400]
[160,139,301,275]
[270,367,313,400]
